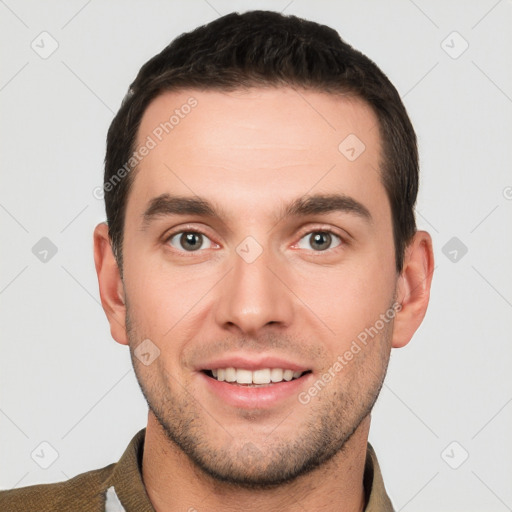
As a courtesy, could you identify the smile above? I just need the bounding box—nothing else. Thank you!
[203,367,312,386]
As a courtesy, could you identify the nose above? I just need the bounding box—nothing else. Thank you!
[213,241,295,336]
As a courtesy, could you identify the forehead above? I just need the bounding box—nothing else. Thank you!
[127,87,386,225]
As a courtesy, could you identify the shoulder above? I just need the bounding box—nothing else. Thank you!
[0,462,116,512]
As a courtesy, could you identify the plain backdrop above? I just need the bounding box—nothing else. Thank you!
[1,1,511,511]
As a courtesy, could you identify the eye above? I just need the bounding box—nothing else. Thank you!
[167,230,213,252]
[296,230,343,252]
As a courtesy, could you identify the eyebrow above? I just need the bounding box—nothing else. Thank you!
[141,192,372,229]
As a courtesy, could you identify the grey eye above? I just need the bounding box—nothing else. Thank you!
[168,231,212,252]
[297,231,341,251]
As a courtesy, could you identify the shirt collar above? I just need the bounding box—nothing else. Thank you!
[105,428,394,511]
[104,429,155,512]
[363,443,395,512]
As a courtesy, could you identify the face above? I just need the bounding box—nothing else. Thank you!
[121,87,398,487]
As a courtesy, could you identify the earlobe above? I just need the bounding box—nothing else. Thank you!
[392,230,434,349]
[93,222,128,345]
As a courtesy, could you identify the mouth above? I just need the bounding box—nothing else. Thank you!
[201,368,313,387]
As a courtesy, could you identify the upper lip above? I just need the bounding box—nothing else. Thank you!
[196,354,310,372]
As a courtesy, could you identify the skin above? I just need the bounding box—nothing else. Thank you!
[94,87,434,511]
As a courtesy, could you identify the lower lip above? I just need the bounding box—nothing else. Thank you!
[198,371,313,409]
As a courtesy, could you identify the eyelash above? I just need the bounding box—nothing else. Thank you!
[163,226,347,256]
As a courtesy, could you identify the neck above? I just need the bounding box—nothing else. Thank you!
[141,412,370,512]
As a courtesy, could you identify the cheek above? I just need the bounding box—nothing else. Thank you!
[292,253,396,344]
[123,253,217,336]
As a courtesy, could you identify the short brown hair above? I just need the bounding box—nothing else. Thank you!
[104,10,418,275]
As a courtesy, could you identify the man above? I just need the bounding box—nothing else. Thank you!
[0,9,434,512]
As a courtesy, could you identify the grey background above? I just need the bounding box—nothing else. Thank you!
[1,0,511,510]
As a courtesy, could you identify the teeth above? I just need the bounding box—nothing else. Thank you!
[209,367,305,384]
[225,367,237,382]
[236,369,253,384]
[253,368,271,384]
[270,368,283,382]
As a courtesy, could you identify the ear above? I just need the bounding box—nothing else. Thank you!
[392,230,434,349]
[93,222,128,345]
